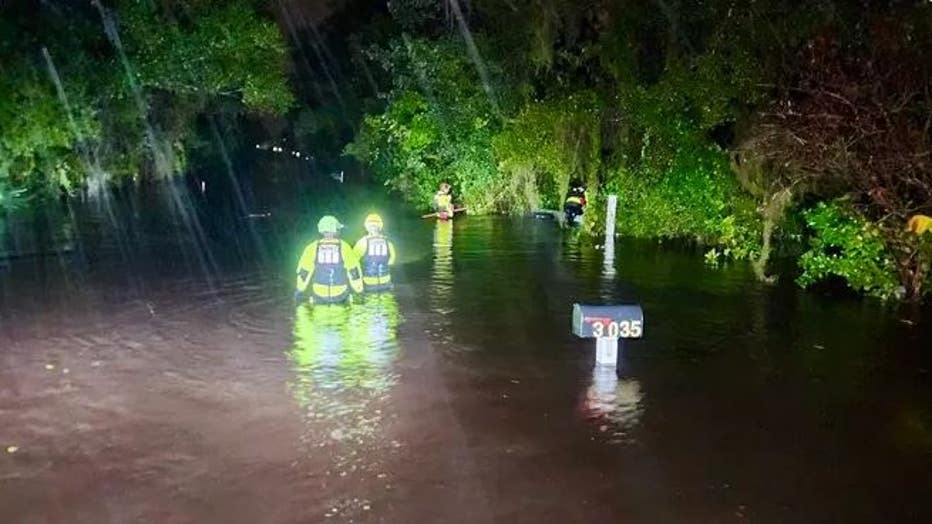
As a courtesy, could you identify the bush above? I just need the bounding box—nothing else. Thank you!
[346,37,505,212]
[797,202,900,299]
[604,141,762,260]
[492,92,601,211]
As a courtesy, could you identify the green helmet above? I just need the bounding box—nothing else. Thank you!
[317,215,342,234]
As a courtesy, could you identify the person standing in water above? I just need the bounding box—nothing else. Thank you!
[295,215,363,305]
[563,180,588,225]
[354,213,397,292]
[433,182,455,220]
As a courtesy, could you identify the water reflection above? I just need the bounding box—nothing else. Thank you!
[602,233,616,282]
[287,294,401,518]
[581,365,644,444]
[582,205,644,444]
[430,221,454,341]
[0,209,77,258]
[426,220,453,352]
[562,225,584,263]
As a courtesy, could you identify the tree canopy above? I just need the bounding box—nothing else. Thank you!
[0,0,293,208]
[340,0,932,299]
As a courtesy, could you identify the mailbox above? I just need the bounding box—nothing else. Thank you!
[572,303,644,339]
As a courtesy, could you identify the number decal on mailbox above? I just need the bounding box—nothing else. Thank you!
[591,320,642,339]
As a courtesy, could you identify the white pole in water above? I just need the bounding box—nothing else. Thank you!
[597,194,620,366]
[603,194,618,278]
[604,194,617,249]
[595,336,619,366]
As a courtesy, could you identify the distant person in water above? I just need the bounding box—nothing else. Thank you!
[433,182,455,219]
[354,213,397,292]
[294,215,363,305]
[907,214,932,236]
[563,180,587,225]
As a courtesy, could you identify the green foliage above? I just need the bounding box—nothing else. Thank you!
[797,202,900,300]
[605,152,761,260]
[597,33,766,257]
[920,236,932,296]
[347,37,503,212]
[493,92,601,210]
[120,0,293,113]
[0,63,96,195]
[0,0,293,201]
[349,1,768,253]
[342,0,930,299]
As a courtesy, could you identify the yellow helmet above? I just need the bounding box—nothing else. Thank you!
[364,213,383,230]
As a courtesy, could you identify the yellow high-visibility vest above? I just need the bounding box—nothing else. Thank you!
[907,215,932,235]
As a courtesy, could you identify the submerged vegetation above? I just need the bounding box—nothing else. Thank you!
[2,0,931,300]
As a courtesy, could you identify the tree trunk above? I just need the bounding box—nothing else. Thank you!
[752,215,777,284]
[751,188,792,284]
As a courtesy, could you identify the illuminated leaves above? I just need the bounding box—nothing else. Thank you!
[493,93,601,210]
[120,0,293,113]
[0,0,294,200]
[797,202,900,299]
[347,37,501,212]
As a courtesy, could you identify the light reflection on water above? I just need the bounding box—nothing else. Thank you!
[575,216,643,444]
[287,293,402,519]
[428,220,455,348]
[431,220,454,310]
[582,366,644,444]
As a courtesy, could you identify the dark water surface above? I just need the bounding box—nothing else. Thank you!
[2,174,932,523]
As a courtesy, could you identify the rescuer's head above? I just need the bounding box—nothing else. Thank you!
[364,213,384,235]
[317,215,342,238]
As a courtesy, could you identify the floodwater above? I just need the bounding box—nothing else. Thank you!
[2,167,932,523]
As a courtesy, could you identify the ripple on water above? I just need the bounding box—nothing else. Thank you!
[225,295,281,337]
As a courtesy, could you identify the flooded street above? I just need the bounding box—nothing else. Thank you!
[2,174,932,523]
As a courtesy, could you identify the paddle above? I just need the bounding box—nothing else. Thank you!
[421,207,467,219]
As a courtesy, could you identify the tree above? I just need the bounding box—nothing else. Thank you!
[0,0,294,201]
[346,37,503,211]
[748,10,932,298]
[342,0,932,299]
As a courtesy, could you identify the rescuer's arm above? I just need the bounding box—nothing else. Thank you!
[388,241,397,266]
[295,241,318,293]
[353,238,367,261]
[341,241,364,294]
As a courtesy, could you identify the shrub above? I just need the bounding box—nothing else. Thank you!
[797,202,900,299]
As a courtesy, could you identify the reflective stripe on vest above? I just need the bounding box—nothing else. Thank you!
[565,195,583,205]
[363,275,392,291]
